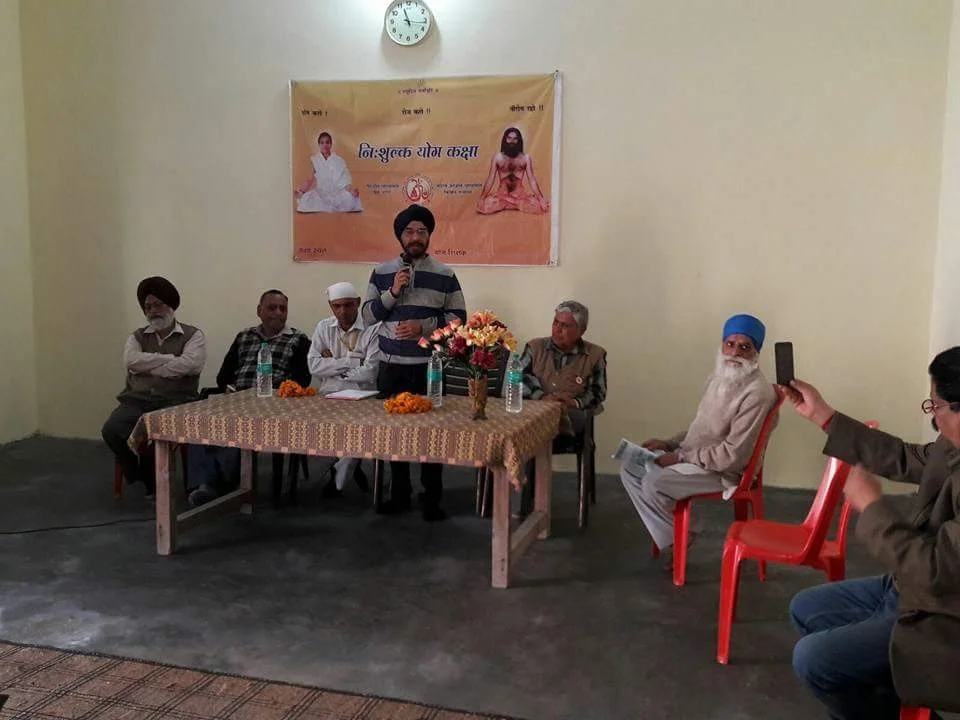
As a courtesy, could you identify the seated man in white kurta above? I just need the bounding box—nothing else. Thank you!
[619,314,777,556]
[295,132,363,213]
[307,281,381,497]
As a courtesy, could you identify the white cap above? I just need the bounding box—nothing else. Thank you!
[326,281,359,301]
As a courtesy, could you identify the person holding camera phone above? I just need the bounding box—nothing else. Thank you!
[784,348,960,719]
[361,204,467,521]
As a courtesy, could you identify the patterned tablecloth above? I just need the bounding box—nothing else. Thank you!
[131,391,562,486]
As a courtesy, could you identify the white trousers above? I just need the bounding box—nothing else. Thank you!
[619,465,724,549]
[333,457,360,490]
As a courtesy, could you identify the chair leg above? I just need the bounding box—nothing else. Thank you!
[747,494,767,581]
[825,557,845,582]
[271,454,284,507]
[178,445,190,494]
[481,469,492,518]
[373,460,385,511]
[113,460,123,500]
[286,454,300,505]
[588,439,597,505]
[716,541,745,665]
[673,500,691,587]
[577,452,589,529]
[475,468,485,516]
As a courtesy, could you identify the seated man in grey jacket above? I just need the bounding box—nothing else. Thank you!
[619,314,777,552]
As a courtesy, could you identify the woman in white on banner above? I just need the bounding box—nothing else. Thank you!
[295,131,363,213]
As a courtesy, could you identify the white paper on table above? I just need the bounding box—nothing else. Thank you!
[324,389,379,400]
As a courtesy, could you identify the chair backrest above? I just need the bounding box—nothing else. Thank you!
[733,387,785,494]
[795,455,853,562]
[831,421,878,553]
[443,348,508,398]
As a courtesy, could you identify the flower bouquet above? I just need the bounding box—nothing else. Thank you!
[418,310,517,420]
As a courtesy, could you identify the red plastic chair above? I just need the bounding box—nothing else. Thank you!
[900,708,932,720]
[113,444,189,499]
[715,445,874,664]
[652,388,784,587]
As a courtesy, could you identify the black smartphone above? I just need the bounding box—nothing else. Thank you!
[774,342,795,387]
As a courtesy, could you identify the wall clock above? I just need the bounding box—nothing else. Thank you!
[384,0,432,46]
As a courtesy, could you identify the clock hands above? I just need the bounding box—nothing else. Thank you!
[403,7,411,25]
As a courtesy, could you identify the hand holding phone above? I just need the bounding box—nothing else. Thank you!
[774,342,795,387]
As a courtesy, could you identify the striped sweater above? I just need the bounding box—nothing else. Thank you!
[362,254,467,365]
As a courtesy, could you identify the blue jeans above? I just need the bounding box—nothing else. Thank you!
[790,575,900,720]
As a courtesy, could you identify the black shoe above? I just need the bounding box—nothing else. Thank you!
[187,485,218,508]
[422,504,447,522]
[377,497,412,515]
[321,478,343,499]
[353,466,370,493]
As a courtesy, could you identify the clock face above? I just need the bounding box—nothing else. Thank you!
[384,0,432,46]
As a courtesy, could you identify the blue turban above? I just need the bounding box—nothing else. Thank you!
[722,314,766,352]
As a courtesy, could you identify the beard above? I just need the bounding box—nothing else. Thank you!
[148,311,175,332]
[713,349,759,394]
[502,143,521,158]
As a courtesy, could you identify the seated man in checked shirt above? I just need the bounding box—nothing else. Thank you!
[189,289,311,507]
[308,281,382,498]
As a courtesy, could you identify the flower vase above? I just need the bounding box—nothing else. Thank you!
[468,375,489,421]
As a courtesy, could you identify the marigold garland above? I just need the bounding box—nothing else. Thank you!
[383,391,433,414]
[277,380,317,398]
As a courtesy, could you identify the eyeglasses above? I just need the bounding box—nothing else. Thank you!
[143,300,169,311]
[402,228,429,238]
[921,399,960,414]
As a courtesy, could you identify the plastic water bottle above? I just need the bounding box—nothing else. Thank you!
[256,342,273,397]
[505,353,523,414]
[426,351,443,407]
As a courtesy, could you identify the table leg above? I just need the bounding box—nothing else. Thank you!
[240,449,254,515]
[373,460,385,511]
[534,441,552,540]
[491,467,511,589]
[155,440,175,555]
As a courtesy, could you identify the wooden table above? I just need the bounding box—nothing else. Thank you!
[131,391,562,588]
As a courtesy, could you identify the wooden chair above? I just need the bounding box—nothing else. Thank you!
[652,389,784,586]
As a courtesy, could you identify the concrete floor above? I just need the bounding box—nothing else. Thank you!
[0,436,892,719]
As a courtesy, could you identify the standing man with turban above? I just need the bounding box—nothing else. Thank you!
[362,204,467,521]
[101,276,206,496]
[308,280,382,497]
[619,314,777,553]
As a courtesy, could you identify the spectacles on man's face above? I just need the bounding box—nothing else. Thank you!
[402,228,429,238]
[143,300,169,312]
[921,398,960,414]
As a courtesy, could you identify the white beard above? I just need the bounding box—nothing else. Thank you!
[712,349,759,397]
[148,311,175,332]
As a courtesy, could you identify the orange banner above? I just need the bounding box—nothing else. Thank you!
[291,74,559,266]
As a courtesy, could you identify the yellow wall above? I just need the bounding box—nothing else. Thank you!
[0,0,37,443]
[932,0,960,363]
[19,0,951,486]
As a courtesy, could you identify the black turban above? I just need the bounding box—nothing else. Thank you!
[393,204,436,241]
[136,276,180,311]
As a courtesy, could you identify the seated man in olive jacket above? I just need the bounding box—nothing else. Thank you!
[784,347,960,719]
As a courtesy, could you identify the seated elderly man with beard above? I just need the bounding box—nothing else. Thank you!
[620,314,777,554]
